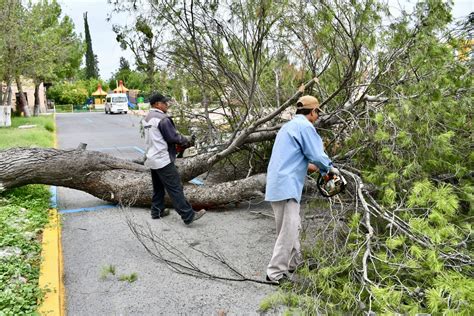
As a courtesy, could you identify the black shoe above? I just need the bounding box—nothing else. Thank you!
[151,208,171,219]
[266,274,290,286]
[185,209,206,225]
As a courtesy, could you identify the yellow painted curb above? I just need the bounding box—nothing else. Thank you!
[38,209,64,315]
[38,113,65,315]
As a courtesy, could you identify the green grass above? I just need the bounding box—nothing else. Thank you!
[0,115,55,149]
[118,273,138,283]
[100,264,116,280]
[0,115,54,314]
[0,185,51,315]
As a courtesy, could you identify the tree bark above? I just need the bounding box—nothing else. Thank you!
[6,83,12,107]
[15,77,30,117]
[33,82,41,116]
[0,148,266,209]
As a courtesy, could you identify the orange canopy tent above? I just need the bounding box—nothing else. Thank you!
[114,80,129,93]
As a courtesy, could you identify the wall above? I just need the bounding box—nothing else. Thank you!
[0,78,47,113]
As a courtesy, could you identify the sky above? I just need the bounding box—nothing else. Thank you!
[58,0,473,80]
[58,0,136,80]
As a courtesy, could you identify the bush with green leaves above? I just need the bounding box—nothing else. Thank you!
[47,79,110,105]
[47,81,88,105]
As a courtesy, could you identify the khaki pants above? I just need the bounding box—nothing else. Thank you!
[266,199,302,281]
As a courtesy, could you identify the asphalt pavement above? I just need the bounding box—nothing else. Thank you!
[56,112,276,315]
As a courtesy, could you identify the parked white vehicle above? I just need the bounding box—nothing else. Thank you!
[105,93,128,114]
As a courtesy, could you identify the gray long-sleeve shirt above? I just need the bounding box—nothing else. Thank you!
[142,108,189,169]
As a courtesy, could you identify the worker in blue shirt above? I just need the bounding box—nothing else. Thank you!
[265,95,339,284]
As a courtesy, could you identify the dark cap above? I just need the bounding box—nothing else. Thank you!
[149,93,171,105]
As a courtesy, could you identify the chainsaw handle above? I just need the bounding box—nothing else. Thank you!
[317,172,346,198]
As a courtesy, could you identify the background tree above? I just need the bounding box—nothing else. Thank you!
[0,0,82,116]
[113,16,162,91]
[0,0,31,116]
[83,12,99,79]
[46,79,109,105]
[26,0,83,115]
[108,56,150,92]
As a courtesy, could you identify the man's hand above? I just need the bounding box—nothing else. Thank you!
[181,135,195,148]
[308,163,318,174]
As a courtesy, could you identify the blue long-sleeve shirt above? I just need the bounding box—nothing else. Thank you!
[265,115,333,203]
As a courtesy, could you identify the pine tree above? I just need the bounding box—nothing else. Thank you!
[119,57,130,71]
[83,12,99,79]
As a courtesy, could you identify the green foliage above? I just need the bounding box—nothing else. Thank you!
[47,79,110,105]
[260,0,473,314]
[108,65,148,93]
[0,0,83,95]
[0,185,51,315]
[25,0,84,83]
[47,82,88,105]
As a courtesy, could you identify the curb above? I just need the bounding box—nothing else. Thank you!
[37,209,64,315]
[38,113,65,315]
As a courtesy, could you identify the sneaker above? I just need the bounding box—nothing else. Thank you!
[266,274,290,286]
[185,209,206,225]
[151,208,171,219]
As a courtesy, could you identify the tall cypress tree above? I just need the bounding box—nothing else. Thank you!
[83,12,99,79]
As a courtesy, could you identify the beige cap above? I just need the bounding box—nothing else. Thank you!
[296,95,320,110]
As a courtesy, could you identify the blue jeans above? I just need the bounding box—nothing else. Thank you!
[150,163,195,223]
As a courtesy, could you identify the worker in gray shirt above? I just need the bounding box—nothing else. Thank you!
[142,93,206,225]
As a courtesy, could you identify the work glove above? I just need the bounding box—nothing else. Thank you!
[324,167,340,181]
[329,167,340,176]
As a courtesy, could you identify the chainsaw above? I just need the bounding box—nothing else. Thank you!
[317,170,347,197]
[176,135,196,158]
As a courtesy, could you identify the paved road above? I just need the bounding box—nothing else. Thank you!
[56,112,275,315]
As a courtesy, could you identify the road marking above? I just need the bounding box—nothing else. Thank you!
[59,204,118,214]
[133,146,145,154]
[85,118,93,123]
[50,186,57,208]
[87,146,144,152]
[38,209,64,316]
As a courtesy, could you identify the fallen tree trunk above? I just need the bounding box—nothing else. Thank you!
[0,147,266,209]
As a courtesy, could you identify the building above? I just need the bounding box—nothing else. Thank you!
[0,78,47,113]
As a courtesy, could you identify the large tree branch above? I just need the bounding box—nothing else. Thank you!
[0,147,266,209]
